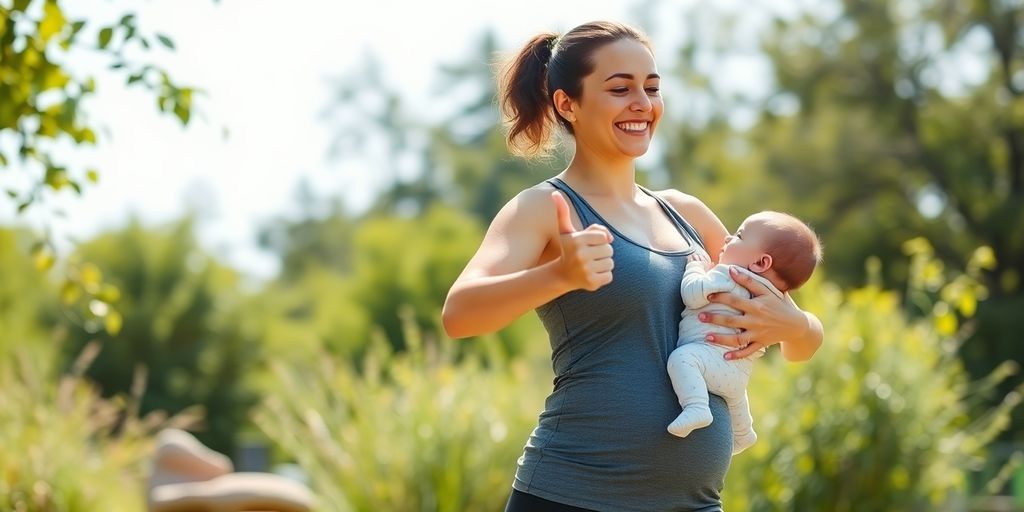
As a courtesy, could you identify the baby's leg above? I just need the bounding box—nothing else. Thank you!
[702,358,757,454]
[666,345,713,437]
[727,391,757,454]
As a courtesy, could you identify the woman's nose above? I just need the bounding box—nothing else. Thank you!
[630,92,652,112]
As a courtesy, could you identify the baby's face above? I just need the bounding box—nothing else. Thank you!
[719,216,770,267]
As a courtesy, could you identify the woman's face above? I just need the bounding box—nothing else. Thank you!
[570,38,663,161]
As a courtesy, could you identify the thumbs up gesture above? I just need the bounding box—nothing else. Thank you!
[551,191,615,292]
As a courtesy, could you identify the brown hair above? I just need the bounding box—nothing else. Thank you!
[496,21,652,158]
[757,211,823,291]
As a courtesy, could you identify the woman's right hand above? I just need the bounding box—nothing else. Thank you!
[551,191,615,292]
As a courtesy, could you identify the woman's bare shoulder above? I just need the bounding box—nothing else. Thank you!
[650,188,714,218]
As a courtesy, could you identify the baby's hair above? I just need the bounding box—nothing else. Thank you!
[755,211,823,291]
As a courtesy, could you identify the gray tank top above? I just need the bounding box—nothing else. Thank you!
[512,178,732,512]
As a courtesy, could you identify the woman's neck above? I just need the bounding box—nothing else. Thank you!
[561,151,638,201]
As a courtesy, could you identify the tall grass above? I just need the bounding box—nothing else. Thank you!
[254,310,549,512]
[0,340,199,512]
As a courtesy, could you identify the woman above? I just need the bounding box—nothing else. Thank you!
[441,21,822,512]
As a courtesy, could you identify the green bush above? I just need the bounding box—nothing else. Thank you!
[253,310,549,512]
[61,218,259,456]
[723,248,1021,511]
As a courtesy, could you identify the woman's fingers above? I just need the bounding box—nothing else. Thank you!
[706,292,744,311]
[704,331,744,349]
[725,342,765,361]
[727,265,769,296]
[700,309,744,329]
[554,220,615,292]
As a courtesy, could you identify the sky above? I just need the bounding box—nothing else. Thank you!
[1,0,783,283]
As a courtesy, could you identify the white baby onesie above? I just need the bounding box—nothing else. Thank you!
[667,264,781,455]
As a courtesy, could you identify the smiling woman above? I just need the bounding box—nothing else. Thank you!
[441,19,824,512]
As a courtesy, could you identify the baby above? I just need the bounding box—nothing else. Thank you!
[667,211,822,455]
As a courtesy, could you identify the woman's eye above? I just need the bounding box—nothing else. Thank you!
[646,87,660,94]
[610,87,628,94]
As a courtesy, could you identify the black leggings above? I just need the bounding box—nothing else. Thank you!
[504,489,597,512]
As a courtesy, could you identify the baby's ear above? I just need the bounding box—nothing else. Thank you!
[750,254,773,273]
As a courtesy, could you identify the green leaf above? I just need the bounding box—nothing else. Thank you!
[119,14,135,27]
[13,0,32,14]
[42,67,70,90]
[86,169,99,183]
[33,247,55,271]
[173,104,191,125]
[127,73,144,85]
[39,1,67,44]
[70,20,86,37]
[97,284,121,303]
[79,263,102,290]
[156,33,175,50]
[44,166,69,189]
[61,280,81,305]
[98,27,113,49]
[104,310,123,336]
[5,190,17,199]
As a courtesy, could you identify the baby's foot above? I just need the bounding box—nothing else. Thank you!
[732,430,757,454]
[667,405,713,438]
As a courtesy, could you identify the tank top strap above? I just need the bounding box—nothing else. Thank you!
[546,178,603,226]
[637,185,707,252]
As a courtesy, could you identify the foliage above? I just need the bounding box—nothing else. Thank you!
[723,252,1022,511]
[347,205,483,351]
[0,227,56,358]
[1,0,196,208]
[59,217,259,456]
[257,203,509,356]
[254,311,550,512]
[1,0,201,336]
[0,339,199,512]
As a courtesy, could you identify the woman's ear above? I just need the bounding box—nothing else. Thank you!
[552,89,576,123]
[750,254,773,273]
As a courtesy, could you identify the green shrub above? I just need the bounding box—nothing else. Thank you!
[723,247,1021,511]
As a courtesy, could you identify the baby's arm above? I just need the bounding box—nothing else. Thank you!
[680,264,735,309]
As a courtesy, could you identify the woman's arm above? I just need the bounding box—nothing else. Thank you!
[442,187,614,339]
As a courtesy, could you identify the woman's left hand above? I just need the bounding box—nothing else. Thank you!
[700,266,810,360]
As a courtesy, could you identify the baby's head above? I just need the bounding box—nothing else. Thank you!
[719,211,822,292]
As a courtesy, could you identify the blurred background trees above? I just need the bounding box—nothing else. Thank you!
[3,0,1023,510]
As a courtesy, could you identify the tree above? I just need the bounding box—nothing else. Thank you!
[60,217,257,456]
[1,0,199,334]
[654,0,1024,438]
